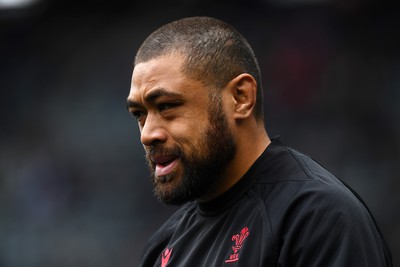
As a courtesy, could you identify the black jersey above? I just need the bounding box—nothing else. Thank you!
[138,138,392,267]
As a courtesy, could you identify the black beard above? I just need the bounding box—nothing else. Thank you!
[146,98,237,205]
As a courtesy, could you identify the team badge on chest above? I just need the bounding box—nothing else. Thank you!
[225,227,250,263]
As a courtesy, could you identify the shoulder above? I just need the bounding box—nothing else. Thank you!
[138,202,197,266]
[283,148,369,219]
[250,144,391,266]
[250,142,378,243]
[255,145,372,226]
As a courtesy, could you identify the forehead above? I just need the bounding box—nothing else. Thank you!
[129,54,206,101]
[133,54,183,82]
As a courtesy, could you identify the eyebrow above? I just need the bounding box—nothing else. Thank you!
[126,99,141,109]
[145,88,182,102]
[126,88,182,109]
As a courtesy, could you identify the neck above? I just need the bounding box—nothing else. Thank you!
[199,122,270,202]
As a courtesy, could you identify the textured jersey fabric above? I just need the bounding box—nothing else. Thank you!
[138,138,392,267]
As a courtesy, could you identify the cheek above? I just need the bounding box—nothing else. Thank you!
[172,120,210,150]
[172,115,209,137]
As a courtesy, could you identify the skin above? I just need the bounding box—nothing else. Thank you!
[127,53,271,203]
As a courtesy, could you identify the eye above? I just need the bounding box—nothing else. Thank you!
[130,109,146,121]
[158,103,178,112]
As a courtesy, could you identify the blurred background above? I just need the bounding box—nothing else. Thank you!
[0,0,399,266]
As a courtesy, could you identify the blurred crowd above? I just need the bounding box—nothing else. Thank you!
[0,0,399,266]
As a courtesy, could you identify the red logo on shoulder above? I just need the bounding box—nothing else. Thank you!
[225,227,250,263]
[161,247,173,267]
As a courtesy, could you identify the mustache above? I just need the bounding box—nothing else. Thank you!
[145,145,183,162]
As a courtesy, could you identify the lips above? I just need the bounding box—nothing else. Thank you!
[152,155,179,178]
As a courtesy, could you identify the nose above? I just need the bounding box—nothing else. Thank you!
[140,115,167,146]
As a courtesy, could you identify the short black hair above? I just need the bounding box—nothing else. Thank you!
[135,16,263,119]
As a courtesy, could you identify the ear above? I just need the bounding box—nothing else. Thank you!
[228,73,257,120]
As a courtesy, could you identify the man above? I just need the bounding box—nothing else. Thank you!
[127,17,392,266]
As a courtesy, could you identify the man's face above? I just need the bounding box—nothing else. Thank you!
[127,54,237,205]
